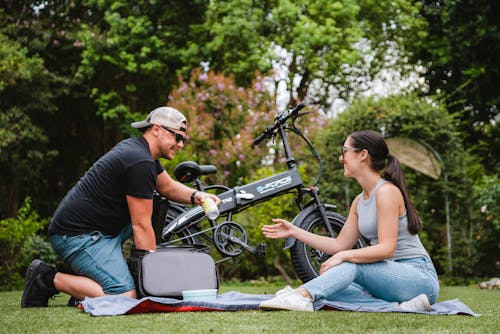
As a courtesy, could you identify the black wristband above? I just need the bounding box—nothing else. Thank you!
[190,191,199,205]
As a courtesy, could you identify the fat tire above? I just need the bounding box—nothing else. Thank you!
[161,202,202,245]
[162,226,202,245]
[290,209,365,283]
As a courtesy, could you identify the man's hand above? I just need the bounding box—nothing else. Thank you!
[193,191,221,206]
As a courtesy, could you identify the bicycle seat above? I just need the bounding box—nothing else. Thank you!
[173,161,217,183]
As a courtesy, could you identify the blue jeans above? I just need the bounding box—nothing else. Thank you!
[49,225,135,295]
[303,257,439,307]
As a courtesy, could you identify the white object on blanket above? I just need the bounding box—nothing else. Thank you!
[182,289,218,301]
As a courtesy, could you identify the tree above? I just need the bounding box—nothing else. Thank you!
[44,0,211,215]
[0,29,58,217]
[0,1,211,217]
[202,0,427,109]
[76,0,209,133]
[0,1,101,216]
[165,68,276,186]
[418,0,500,174]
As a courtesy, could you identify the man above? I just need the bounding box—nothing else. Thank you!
[21,106,219,307]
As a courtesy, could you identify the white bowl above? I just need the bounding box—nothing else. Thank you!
[182,289,218,301]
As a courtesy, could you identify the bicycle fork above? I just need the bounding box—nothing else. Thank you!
[307,186,335,237]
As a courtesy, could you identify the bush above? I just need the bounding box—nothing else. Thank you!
[0,197,48,290]
[469,174,500,276]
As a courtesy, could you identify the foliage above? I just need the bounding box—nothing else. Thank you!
[443,154,499,277]
[0,1,211,218]
[473,175,500,232]
[418,0,500,174]
[317,92,460,207]
[468,175,500,275]
[76,0,209,133]
[19,234,60,267]
[165,68,277,186]
[166,68,328,186]
[203,0,427,106]
[0,2,85,217]
[5,235,62,291]
[0,33,41,91]
[0,28,59,218]
[0,1,497,284]
[0,198,48,290]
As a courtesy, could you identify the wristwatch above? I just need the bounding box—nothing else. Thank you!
[190,190,199,205]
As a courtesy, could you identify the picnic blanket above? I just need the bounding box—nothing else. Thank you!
[80,291,479,317]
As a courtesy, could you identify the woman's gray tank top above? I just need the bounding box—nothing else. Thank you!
[357,179,429,260]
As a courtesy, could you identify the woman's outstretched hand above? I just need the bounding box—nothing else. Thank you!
[262,218,296,239]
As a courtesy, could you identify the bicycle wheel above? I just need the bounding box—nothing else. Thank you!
[290,209,365,283]
[161,226,202,245]
[160,202,202,245]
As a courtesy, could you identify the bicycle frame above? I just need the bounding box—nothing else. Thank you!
[162,168,304,239]
[162,104,315,240]
[160,103,360,279]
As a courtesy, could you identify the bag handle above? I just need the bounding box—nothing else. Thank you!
[134,243,210,254]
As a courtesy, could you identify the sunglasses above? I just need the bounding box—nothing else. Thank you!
[341,146,362,159]
[162,126,188,144]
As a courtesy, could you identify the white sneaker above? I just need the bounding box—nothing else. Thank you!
[260,287,314,312]
[275,285,295,296]
[399,294,431,312]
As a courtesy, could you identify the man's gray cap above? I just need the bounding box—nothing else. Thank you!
[131,106,187,131]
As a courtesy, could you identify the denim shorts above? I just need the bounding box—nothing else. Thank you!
[49,225,135,294]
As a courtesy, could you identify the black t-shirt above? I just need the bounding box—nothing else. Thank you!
[49,137,164,236]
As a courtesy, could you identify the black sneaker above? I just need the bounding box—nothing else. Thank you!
[21,259,59,308]
[67,296,81,307]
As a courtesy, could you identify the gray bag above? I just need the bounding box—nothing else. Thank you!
[129,245,219,298]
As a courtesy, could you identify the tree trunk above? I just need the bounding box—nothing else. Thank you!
[6,169,20,218]
[273,254,293,285]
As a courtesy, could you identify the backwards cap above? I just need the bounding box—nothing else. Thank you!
[131,106,187,131]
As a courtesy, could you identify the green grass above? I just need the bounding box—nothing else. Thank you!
[1,284,497,334]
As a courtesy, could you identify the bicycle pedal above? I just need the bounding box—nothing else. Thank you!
[256,243,267,256]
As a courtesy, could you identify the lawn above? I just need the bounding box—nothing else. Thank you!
[1,283,497,334]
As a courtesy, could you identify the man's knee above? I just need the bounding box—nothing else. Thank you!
[119,289,137,299]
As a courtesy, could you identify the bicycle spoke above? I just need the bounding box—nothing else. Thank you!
[162,225,215,244]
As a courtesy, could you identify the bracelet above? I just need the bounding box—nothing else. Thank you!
[190,190,199,205]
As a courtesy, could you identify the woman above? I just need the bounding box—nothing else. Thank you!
[260,130,439,312]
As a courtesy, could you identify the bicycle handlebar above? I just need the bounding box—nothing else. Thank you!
[252,103,306,146]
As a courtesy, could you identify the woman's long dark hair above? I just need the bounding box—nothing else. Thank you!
[349,130,422,234]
